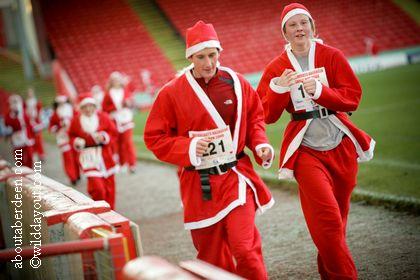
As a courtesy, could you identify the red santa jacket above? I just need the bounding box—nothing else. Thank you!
[144,66,274,230]
[49,108,75,152]
[68,111,118,177]
[4,110,35,148]
[257,41,375,179]
[25,99,43,133]
[102,87,134,132]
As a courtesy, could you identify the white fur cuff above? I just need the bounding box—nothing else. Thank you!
[311,79,323,100]
[269,78,290,94]
[74,137,86,150]
[255,143,274,169]
[189,137,202,167]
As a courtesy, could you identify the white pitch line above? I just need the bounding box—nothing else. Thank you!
[367,158,420,171]
[357,98,420,115]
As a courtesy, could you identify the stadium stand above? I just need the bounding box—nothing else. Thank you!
[40,0,176,93]
[156,0,420,74]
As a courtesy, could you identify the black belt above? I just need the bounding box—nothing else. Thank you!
[292,107,336,121]
[185,151,245,200]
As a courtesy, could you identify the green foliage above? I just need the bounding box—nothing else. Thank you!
[0,56,56,106]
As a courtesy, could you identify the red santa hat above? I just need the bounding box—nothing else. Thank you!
[185,20,223,58]
[8,94,23,105]
[281,3,313,31]
[109,71,124,82]
[78,92,96,108]
[8,94,23,111]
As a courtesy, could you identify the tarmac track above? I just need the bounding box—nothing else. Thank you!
[1,142,419,279]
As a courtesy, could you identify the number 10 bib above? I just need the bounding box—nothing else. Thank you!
[189,126,236,170]
[290,67,329,111]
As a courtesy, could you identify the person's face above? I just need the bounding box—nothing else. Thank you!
[189,48,219,82]
[111,78,123,88]
[80,103,96,117]
[27,88,34,98]
[284,14,314,47]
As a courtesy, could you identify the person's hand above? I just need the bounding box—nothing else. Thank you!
[257,147,272,162]
[302,78,317,96]
[196,138,211,157]
[124,99,134,108]
[274,69,297,87]
[74,137,85,149]
[93,133,105,144]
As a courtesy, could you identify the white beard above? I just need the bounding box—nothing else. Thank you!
[57,103,73,119]
[80,114,99,134]
[26,98,37,118]
[110,88,124,110]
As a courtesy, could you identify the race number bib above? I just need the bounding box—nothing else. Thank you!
[290,67,329,111]
[79,147,102,170]
[189,126,236,170]
[114,108,133,125]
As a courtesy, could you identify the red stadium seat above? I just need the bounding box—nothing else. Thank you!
[156,0,420,74]
[41,0,176,93]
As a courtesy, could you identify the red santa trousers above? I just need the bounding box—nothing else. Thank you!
[33,133,45,159]
[294,136,358,280]
[15,146,33,168]
[190,187,268,280]
[118,128,136,168]
[62,150,80,182]
[87,175,115,209]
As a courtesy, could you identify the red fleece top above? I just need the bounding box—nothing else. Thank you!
[194,69,237,133]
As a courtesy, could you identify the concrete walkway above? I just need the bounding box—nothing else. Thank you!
[1,142,419,279]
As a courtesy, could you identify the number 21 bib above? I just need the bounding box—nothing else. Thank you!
[189,126,236,170]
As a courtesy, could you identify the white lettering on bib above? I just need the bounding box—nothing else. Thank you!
[189,126,236,170]
[290,67,329,111]
[79,147,102,170]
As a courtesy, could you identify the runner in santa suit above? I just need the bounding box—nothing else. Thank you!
[144,21,274,280]
[25,88,45,161]
[91,85,104,111]
[102,72,137,173]
[257,3,375,279]
[49,95,80,186]
[4,95,35,167]
[69,93,118,209]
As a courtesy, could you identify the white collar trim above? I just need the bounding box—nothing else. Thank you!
[185,66,242,153]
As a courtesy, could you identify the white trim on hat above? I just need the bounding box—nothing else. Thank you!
[282,8,312,29]
[55,95,68,103]
[185,40,223,58]
[79,97,97,107]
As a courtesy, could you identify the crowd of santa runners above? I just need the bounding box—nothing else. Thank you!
[1,3,376,279]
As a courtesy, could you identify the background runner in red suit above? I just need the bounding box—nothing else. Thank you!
[49,95,80,185]
[144,20,275,280]
[257,3,375,280]
[25,88,45,161]
[69,93,118,209]
[4,95,35,167]
[102,72,137,173]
